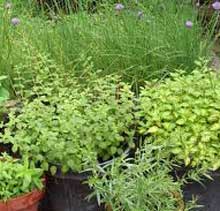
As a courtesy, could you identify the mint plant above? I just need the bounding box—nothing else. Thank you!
[137,63,220,170]
[0,154,43,201]
[1,75,135,173]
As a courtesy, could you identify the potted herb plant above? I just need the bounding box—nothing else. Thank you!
[0,154,44,211]
[137,62,220,209]
[88,144,191,211]
[1,75,135,211]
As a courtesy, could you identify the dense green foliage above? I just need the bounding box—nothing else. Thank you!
[0,0,219,208]
[0,154,43,201]
[89,145,184,211]
[138,63,220,170]
[0,0,212,93]
[1,75,135,173]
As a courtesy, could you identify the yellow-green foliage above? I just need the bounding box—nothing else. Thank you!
[138,64,220,170]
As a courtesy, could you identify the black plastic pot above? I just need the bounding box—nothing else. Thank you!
[183,171,220,211]
[40,168,104,211]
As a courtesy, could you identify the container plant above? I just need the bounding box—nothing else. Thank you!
[137,62,220,170]
[88,144,191,211]
[1,75,135,211]
[0,153,44,211]
[137,62,220,209]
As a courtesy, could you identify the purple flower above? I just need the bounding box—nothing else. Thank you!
[137,11,144,19]
[212,1,220,10]
[11,18,20,26]
[5,2,12,9]
[115,3,124,11]
[185,20,193,29]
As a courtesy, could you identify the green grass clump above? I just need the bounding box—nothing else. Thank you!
[0,0,213,93]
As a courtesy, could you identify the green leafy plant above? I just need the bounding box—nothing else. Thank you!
[88,144,185,211]
[137,62,220,170]
[1,75,135,173]
[0,153,43,201]
[0,76,9,103]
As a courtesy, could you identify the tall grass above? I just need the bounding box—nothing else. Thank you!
[0,0,213,92]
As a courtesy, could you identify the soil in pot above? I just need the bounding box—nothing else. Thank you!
[0,189,44,211]
[40,168,104,211]
[183,171,220,211]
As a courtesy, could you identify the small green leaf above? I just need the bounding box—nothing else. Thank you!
[171,148,182,154]
[50,166,57,176]
[147,126,159,134]
[176,119,185,125]
[210,123,220,131]
[41,162,49,171]
[184,157,191,166]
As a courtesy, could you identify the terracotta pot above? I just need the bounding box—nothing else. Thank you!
[0,189,45,211]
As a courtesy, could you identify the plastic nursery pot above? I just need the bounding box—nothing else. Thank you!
[183,171,220,211]
[0,189,45,211]
[40,167,104,211]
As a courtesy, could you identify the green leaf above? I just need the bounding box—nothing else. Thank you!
[0,76,7,81]
[210,123,220,131]
[171,148,182,154]
[176,119,185,125]
[0,87,9,102]
[41,162,49,171]
[61,165,69,174]
[147,126,159,134]
[184,157,191,166]
[50,166,57,176]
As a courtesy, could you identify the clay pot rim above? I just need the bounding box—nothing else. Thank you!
[0,188,45,204]
[0,177,45,204]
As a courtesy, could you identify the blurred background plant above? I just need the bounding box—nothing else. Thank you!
[0,0,215,95]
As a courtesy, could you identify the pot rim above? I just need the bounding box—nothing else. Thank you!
[0,188,44,204]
